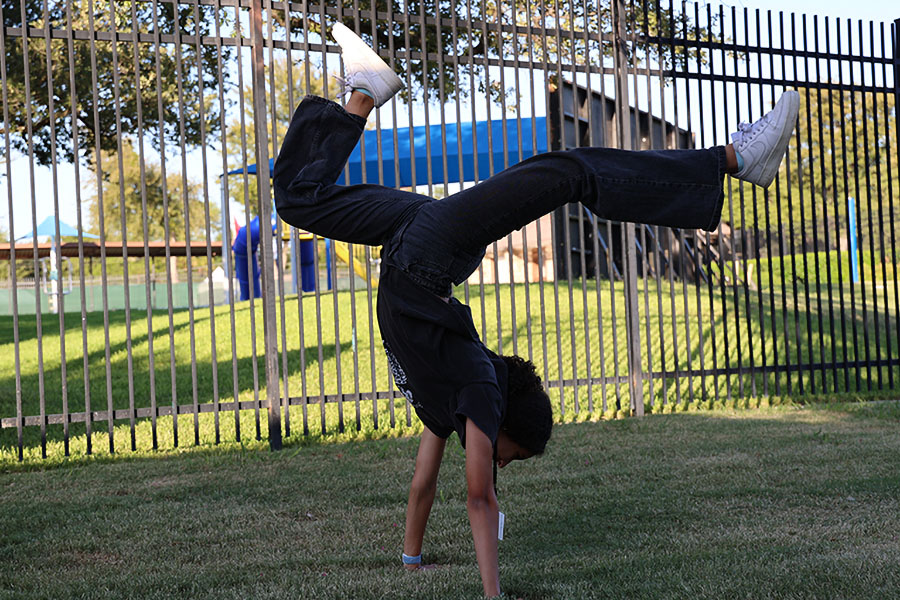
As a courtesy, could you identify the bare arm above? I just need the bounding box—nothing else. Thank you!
[465,418,501,597]
[403,427,446,568]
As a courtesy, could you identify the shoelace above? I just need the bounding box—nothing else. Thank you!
[731,116,768,145]
[333,74,357,100]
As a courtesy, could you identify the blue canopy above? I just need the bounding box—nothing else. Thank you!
[17,216,100,241]
[228,116,548,187]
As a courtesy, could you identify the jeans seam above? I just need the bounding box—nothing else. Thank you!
[705,146,727,231]
[303,95,367,128]
[476,163,722,245]
[591,176,719,189]
[472,174,583,249]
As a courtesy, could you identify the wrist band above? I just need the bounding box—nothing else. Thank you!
[401,553,422,565]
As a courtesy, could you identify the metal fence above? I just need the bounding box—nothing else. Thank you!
[1,0,897,461]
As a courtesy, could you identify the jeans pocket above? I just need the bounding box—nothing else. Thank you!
[409,249,455,293]
[390,226,455,296]
[448,247,486,286]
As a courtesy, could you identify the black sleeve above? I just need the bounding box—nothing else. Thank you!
[454,381,503,447]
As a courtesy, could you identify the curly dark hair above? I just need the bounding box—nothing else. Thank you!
[500,355,553,455]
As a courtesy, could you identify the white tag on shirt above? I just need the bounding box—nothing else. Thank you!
[498,511,505,540]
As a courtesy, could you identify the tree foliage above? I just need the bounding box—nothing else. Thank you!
[1,0,233,166]
[278,0,712,104]
[726,90,897,254]
[86,140,219,242]
[224,58,326,218]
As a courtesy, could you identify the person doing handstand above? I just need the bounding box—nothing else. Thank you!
[273,22,800,598]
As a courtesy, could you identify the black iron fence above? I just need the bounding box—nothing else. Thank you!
[1,0,897,461]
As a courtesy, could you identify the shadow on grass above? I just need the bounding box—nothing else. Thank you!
[0,334,354,452]
[495,282,900,399]
[3,400,898,473]
[3,282,899,461]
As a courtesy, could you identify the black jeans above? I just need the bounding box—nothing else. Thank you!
[274,95,726,296]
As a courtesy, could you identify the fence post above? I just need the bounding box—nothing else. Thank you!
[250,0,282,450]
[613,0,644,416]
[895,21,899,164]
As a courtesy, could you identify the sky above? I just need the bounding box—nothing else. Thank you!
[723,0,891,22]
[0,0,895,241]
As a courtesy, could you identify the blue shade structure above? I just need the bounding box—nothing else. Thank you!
[228,116,549,187]
[16,215,100,241]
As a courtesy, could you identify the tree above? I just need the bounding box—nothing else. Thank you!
[86,140,219,243]
[725,90,897,254]
[1,0,233,166]
[224,57,326,218]
[277,0,712,104]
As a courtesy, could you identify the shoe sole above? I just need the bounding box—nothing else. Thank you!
[755,91,800,187]
[332,22,403,102]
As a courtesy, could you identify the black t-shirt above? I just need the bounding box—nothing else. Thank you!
[376,264,508,446]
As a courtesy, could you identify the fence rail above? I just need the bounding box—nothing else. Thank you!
[1,0,898,461]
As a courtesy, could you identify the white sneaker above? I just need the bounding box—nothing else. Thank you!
[332,22,403,108]
[731,90,800,188]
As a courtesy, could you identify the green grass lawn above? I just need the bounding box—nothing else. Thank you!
[3,277,899,462]
[2,403,898,599]
[708,248,898,289]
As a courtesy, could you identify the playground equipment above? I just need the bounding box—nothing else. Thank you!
[232,216,274,301]
[331,240,379,288]
[224,116,548,294]
[40,243,73,314]
[293,232,332,293]
[15,215,97,314]
[233,216,348,297]
[848,197,860,284]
